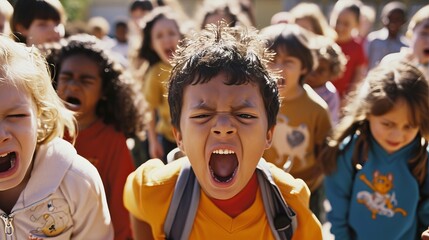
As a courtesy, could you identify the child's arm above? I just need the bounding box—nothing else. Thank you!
[324,152,355,240]
[148,110,164,159]
[130,215,154,240]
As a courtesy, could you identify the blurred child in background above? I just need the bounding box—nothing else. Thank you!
[381,4,429,80]
[135,6,187,163]
[53,34,147,240]
[197,0,252,29]
[290,2,336,39]
[306,36,347,126]
[11,0,66,46]
[366,1,408,70]
[260,23,332,222]
[329,0,367,100]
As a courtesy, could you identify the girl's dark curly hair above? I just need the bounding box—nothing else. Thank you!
[54,34,147,138]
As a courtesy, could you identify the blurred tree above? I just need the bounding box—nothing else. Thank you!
[60,0,90,21]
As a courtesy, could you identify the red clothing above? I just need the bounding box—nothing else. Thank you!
[210,172,258,218]
[74,120,134,240]
[333,38,367,98]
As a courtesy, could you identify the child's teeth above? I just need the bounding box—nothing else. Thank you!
[10,159,15,169]
[0,153,8,157]
[213,149,235,154]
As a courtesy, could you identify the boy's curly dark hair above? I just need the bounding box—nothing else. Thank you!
[168,22,280,131]
[54,34,147,138]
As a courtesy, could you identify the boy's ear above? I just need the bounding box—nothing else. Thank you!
[265,126,275,149]
[15,24,28,37]
[172,127,184,152]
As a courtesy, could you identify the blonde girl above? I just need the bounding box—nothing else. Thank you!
[0,36,113,238]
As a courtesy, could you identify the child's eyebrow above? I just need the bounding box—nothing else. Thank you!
[190,100,257,111]
[59,70,98,80]
[190,101,213,111]
[2,103,31,114]
[231,100,257,110]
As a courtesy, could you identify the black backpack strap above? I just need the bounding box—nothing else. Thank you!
[164,159,200,240]
[257,159,297,240]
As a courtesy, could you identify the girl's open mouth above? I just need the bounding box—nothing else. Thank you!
[65,96,82,111]
[0,152,16,173]
[209,149,238,183]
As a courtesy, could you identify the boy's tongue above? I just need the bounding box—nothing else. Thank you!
[210,154,238,179]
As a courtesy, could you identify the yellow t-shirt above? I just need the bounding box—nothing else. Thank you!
[123,158,323,240]
[143,61,175,142]
[263,85,332,191]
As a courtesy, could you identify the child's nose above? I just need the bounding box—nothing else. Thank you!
[0,124,11,143]
[390,128,404,139]
[211,114,237,136]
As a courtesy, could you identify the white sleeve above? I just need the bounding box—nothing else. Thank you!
[61,155,114,240]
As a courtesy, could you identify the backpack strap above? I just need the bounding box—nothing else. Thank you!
[257,159,297,240]
[164,159,200,240]
[164,158,296,240]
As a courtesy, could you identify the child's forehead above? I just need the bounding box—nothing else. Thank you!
[185,77,261,104]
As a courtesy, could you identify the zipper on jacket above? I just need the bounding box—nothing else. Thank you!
[1,213,14,238]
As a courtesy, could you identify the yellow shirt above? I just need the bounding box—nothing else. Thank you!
[143,61,175,141]
[124,158,323,240]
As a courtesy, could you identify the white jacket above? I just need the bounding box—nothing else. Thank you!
[0,138,114,239]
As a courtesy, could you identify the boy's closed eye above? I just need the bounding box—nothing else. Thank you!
[191,113,212,119]
[236,113,257,119]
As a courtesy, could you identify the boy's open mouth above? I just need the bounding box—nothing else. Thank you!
[0,152,16,173]
[209,149,238,183]
[424,49,429,56]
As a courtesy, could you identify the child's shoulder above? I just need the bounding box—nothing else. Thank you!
[49,138,102,182]
[31,138,104,196]
[265,161,310,199]
[130,157,185,187]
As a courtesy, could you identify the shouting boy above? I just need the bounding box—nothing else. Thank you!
[124,22,322,239]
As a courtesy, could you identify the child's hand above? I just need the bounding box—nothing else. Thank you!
[422,227,429,240]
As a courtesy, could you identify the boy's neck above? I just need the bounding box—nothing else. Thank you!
[210,172,258,218]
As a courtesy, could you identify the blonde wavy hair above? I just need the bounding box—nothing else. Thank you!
[0,36,76,145]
